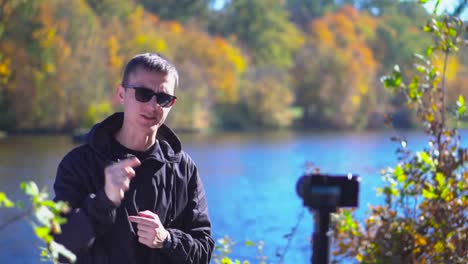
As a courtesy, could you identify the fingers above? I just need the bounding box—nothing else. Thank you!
[103,157,141,205]
[128,216,159,227]
[138,210,157,219]
[137,230,153,240]
[129,212,166,249]
[118,157,141,168]
[124,166,136,178]
[138,236,157,248]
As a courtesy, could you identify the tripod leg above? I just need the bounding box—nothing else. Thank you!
[312,210,332,264]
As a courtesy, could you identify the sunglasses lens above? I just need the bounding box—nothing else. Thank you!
[128,87,175,107]
[134,88,153,102]
[157,93,174,107]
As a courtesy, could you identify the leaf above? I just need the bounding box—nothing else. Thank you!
[244,240,255,247]
[418,151,433,166]
[435,172,445,188]
[415,234,427,246]
[448,28,457,37]
[21,181,39,197]
[0,192,14,208]
[434,241,444,253]
[35,206,54,227]
[457,95,465,117]
[422,188,437,199]
[50,240,77,263]
[394,165,406,183]
[34,226,52,243]
[414,53,426,62]
[440,187,450,200]
[426,46,433,56]
[222,257,232,264]
[434,0,441,14]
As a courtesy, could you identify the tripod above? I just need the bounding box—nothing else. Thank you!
[296,174,360,264]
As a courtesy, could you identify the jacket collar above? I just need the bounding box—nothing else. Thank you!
[85,112,182,163]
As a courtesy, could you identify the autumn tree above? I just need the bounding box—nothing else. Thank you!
[294,5,378,129]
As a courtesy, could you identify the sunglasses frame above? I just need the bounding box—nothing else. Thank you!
[124,85,177,108]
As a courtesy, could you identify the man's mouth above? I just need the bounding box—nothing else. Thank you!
[141,114,157,120]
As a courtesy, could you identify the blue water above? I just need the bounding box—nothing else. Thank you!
[0,130,462,263]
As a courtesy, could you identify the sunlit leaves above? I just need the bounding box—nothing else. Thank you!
[21,181,39,196]
[2,181,75,263]
[332,5,468,263]
[0,192,14,208]
[212,236,263,264]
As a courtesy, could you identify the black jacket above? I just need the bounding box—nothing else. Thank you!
[53,113,214,264]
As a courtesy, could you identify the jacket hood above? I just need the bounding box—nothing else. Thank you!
[85,112,182,163]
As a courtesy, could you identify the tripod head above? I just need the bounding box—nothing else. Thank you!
[297,173,360,209]
[296,173,360,264]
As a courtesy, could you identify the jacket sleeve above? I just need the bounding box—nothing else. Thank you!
[53,148,117,255]
[161,157,214,264]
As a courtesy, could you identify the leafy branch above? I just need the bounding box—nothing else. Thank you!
[0,182,76,263]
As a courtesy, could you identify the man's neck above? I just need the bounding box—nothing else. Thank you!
[115,122,158,152]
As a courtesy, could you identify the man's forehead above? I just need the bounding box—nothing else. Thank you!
[130,69,175,83]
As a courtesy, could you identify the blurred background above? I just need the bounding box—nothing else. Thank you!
[0,0,467,263]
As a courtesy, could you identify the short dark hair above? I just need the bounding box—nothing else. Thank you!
[121,52,179,90]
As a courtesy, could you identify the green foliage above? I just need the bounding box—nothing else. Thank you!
[0,192,14,208]
[136,0,212,24]
[333,6,468,263]
[82,101,113,128]
[212,236,267,264]
[1,182,75,263]
[217,68,296,130]
[213,0,304,70]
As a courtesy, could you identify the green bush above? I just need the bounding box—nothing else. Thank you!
[332,3,467,263]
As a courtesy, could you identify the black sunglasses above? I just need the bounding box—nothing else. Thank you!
[124,86,177,107]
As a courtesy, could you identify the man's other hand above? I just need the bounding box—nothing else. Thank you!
[128,210,169,249]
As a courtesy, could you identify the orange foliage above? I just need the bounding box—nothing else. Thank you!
[300,5,379,128]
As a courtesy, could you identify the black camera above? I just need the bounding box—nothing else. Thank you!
[297,173,360,209]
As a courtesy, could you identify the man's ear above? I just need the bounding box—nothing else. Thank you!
[117,85,125,103]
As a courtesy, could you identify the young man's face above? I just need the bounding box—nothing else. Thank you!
[118,68,176,134]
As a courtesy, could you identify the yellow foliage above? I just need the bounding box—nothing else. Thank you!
[108,36,123,70]
[351,95,360,106]
[433,241,444,253]
[214,37,247,74]
[311,20,334,47]
[415,234,427,246]
[356,253,363,262]
[434,56,460,82]
[0,58,11,76]
[167,21,183,34]
[44,63,56,73]
[302,5,378,128]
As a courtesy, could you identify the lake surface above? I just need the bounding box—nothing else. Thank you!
[1,130,464,263]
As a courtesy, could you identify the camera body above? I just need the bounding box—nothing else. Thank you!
[297,173,360,209]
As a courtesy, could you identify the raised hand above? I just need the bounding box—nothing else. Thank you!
[104,157,141,205]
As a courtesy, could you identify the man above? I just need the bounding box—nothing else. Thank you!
[53,53,214,263]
